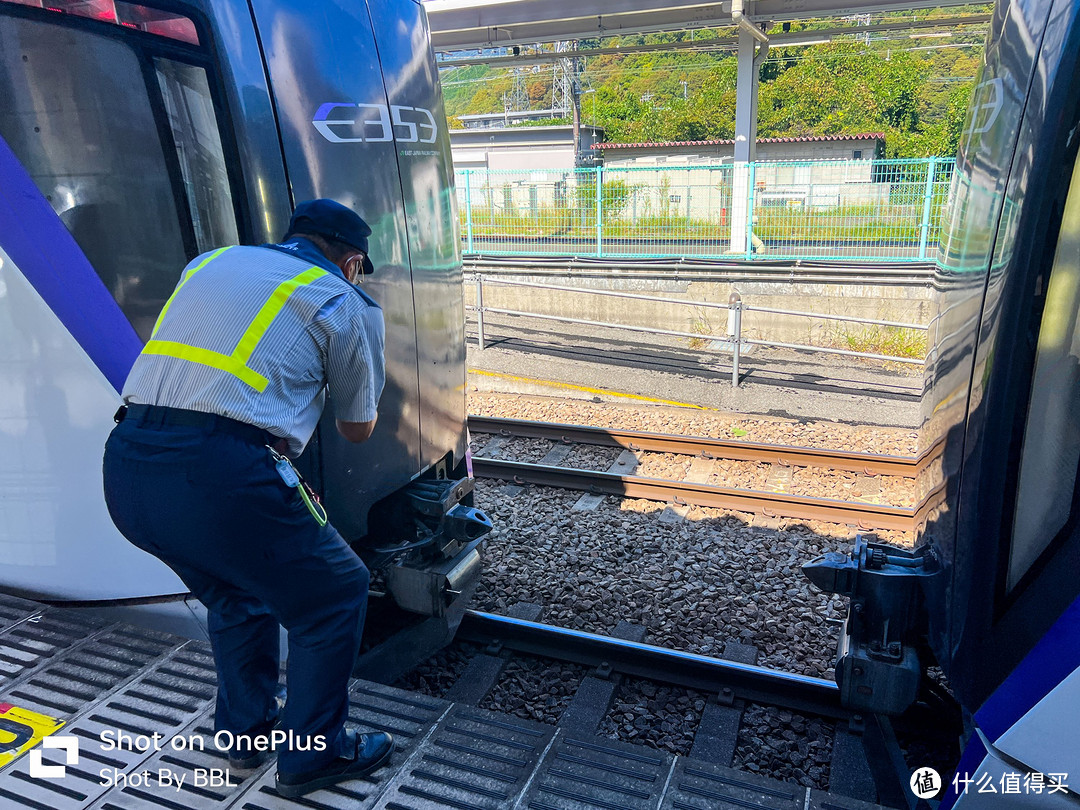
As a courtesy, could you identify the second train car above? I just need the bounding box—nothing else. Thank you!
[806,0,1080,803]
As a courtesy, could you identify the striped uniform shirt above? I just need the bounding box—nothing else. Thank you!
[122,238,385,457]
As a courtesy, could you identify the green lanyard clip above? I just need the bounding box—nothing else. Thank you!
[266,446,328,527]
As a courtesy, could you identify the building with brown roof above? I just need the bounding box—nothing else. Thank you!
[594,133,886,166]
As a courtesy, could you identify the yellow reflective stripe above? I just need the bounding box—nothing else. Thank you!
[150,246,234,338]
[142,340,270,392]
[232,267,328,365]
[142,263,330,393]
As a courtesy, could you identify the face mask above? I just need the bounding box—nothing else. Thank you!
[348,256,366,283]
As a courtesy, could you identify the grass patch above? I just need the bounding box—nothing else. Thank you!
[831,325,927,361]
[463,205,937,245]
[687,314,719,350]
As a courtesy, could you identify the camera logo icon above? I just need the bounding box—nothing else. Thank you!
[29,736,79,779]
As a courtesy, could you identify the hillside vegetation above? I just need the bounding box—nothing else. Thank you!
[440,9,988,158]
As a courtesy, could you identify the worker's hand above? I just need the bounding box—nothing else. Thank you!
[336,416,376,443]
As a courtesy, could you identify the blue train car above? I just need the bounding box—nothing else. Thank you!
[807,0,1080,802]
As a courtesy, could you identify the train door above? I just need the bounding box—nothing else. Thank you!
[947,113,1080,810]
[943,0,1080,799]
[947,0,1080,709]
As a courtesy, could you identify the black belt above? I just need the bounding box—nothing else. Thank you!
[116,404,274,446]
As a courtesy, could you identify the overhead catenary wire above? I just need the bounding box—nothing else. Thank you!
[440,40,984,92]
[442,43,983,84]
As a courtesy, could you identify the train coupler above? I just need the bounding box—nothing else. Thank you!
[802,535,939,715]
[385,536,484,617]
[375,476,492,617]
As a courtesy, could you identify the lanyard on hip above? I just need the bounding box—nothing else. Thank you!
[267,446,328,526]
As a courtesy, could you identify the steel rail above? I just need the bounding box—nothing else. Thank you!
[471,457,919,531]
[468,415,934,479]
[459,610,846,719]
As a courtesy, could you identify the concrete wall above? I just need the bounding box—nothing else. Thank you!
[469,272,933,347]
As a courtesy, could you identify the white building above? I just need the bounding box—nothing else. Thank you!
[595,134,889,218]
[596,133,885,166]
[452,130,902,230]
[450,125,605,171]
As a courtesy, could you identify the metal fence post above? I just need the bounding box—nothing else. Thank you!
[464,169,474,254]
[729,291,742,388]
[745,162,756,261]
[686,167,692,221]
[596,166,603,257]
[475,276,485,350]
[918,157,938,260]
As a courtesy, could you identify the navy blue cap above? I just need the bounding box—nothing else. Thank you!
[286,199,374,275]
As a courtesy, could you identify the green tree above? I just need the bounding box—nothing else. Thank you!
[437,11,989,158]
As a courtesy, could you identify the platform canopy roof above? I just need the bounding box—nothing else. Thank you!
[424,0,985,50]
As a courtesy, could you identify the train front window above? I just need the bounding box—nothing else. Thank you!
[0,7,238,342]
[1008,149,1080,592]
[156,58,238,251]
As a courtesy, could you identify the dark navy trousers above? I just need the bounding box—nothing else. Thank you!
[102,408,369,774]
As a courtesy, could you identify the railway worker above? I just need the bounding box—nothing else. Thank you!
[102,199,393,799]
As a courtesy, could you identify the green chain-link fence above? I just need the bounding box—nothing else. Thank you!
[455,157,953,262]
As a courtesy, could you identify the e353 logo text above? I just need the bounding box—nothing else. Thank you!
[313,103,438,144]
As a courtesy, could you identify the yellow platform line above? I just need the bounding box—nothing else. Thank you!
[469,369,716,410]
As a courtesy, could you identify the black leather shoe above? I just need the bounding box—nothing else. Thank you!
[275,731,394,798]
[227,718,277,770]
[227,691,287,770]
[229,747,271,770]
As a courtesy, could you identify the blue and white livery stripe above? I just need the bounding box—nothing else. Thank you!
[0,133,141,391]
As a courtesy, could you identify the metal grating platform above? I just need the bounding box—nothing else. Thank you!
[0,605,111,688]
[0,594,42,636]
[375,704,556,809]
[521,735,673,810]
[0,604,890,809]
[660,758,807,810]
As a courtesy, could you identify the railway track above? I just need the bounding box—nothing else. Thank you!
[0,592,949,810]
[389,603,957,809]
[468,416,944,534]
[447,414,959,805]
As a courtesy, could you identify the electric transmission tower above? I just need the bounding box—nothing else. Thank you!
[553,41,575,114]
[502,68,529,113]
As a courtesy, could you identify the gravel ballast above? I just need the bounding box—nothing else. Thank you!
[472,480,849,677]
[396,392,927,793]
[470,391,919,456]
